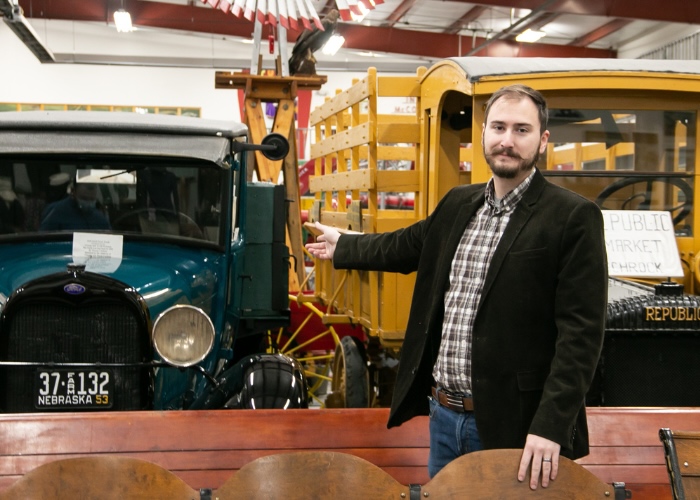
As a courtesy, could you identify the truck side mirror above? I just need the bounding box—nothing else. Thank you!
[232,133,290,161]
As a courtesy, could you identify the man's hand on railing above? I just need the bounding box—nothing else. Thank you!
[305,222,340,261]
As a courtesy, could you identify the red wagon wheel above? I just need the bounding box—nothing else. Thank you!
[326,336,369,408]
[267,295,341,407]
[266,294,370,408]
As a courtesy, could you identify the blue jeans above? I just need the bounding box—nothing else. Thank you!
[427,396,483,478]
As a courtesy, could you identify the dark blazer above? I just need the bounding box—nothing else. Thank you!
[333,169,607,459]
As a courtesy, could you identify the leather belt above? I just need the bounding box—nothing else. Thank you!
[431,386,474,413]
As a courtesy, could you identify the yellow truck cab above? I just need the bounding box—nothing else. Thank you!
[305,57,700,407]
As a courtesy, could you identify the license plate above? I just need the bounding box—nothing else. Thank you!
[35,369,114,409]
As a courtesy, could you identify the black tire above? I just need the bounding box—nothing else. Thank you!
[265,296,342,407]
[328,336,369,408]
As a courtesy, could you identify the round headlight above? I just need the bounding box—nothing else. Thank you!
[152,305,214,367]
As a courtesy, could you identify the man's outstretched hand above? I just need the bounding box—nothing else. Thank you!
[305,222,340,260]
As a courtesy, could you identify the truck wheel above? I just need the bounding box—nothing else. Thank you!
[266,295,341,407]
[327,336,369,408]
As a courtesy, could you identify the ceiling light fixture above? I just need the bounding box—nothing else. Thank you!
[114,8,134,33]
[322,35,345,56]
[515,28,546,43]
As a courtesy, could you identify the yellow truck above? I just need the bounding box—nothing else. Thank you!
[302,57,700,407]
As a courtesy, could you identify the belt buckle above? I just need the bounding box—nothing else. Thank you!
[432,386,473,412]
[444,393,465,410]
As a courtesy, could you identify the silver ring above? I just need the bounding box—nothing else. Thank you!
[543,458,552,463]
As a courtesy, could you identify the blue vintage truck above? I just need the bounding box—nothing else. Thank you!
[0,111,307,412]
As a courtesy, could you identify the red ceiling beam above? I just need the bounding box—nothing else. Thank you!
[444,6,488,35]
[466,39,615,58]
[380,0,418,28]
[17,0,107,22]
[17,0,263,38]
[130,1,255,37]
[337,24,615,59]
[449,0,700,25]
[16,0,616,60]
[568,18,632,47]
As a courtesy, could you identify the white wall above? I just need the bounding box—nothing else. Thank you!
[3,22,375,122]
[3,23,235,120]
[8,18,697,123]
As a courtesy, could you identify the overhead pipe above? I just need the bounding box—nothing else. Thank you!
[1,0,55,63]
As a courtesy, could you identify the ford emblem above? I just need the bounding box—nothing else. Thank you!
[64,283,86,295]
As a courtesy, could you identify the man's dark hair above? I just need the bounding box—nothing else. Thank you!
[483,84,548,134]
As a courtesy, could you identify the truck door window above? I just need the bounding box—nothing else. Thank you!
[542,108,696,235]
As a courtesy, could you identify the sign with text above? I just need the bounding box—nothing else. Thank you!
[72,233,124,273]
[603,210,683,278]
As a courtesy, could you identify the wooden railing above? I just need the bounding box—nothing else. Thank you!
[1,407,698,499]
[307,67,425,348]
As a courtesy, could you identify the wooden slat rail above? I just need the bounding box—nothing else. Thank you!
[0,408,429,494]
[582,408,700,499]
[306,72,412,348]
[1,407,698,498]
[307,69,426,347]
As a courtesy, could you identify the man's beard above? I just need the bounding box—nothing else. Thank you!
[485,146,540,179]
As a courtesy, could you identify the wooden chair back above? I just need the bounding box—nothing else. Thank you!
[0,456,198,500]
[660,428,700,500]
[420,449,625,499]
[212,450,411,499]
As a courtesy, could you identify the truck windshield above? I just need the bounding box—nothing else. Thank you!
[0,155,226,244]
[541,108,696,235]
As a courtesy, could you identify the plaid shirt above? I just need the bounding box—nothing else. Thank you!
[432,170,535,395]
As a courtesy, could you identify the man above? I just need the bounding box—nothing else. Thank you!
[306,84,607,489]
[40,182,110,231]
[0,177,24,234]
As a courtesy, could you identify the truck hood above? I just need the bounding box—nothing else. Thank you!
[0,242,224,317]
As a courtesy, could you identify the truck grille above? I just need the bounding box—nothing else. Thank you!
[2,301,150,412]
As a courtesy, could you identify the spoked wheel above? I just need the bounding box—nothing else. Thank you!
[326,336,370,408]
[266,295,342,407]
